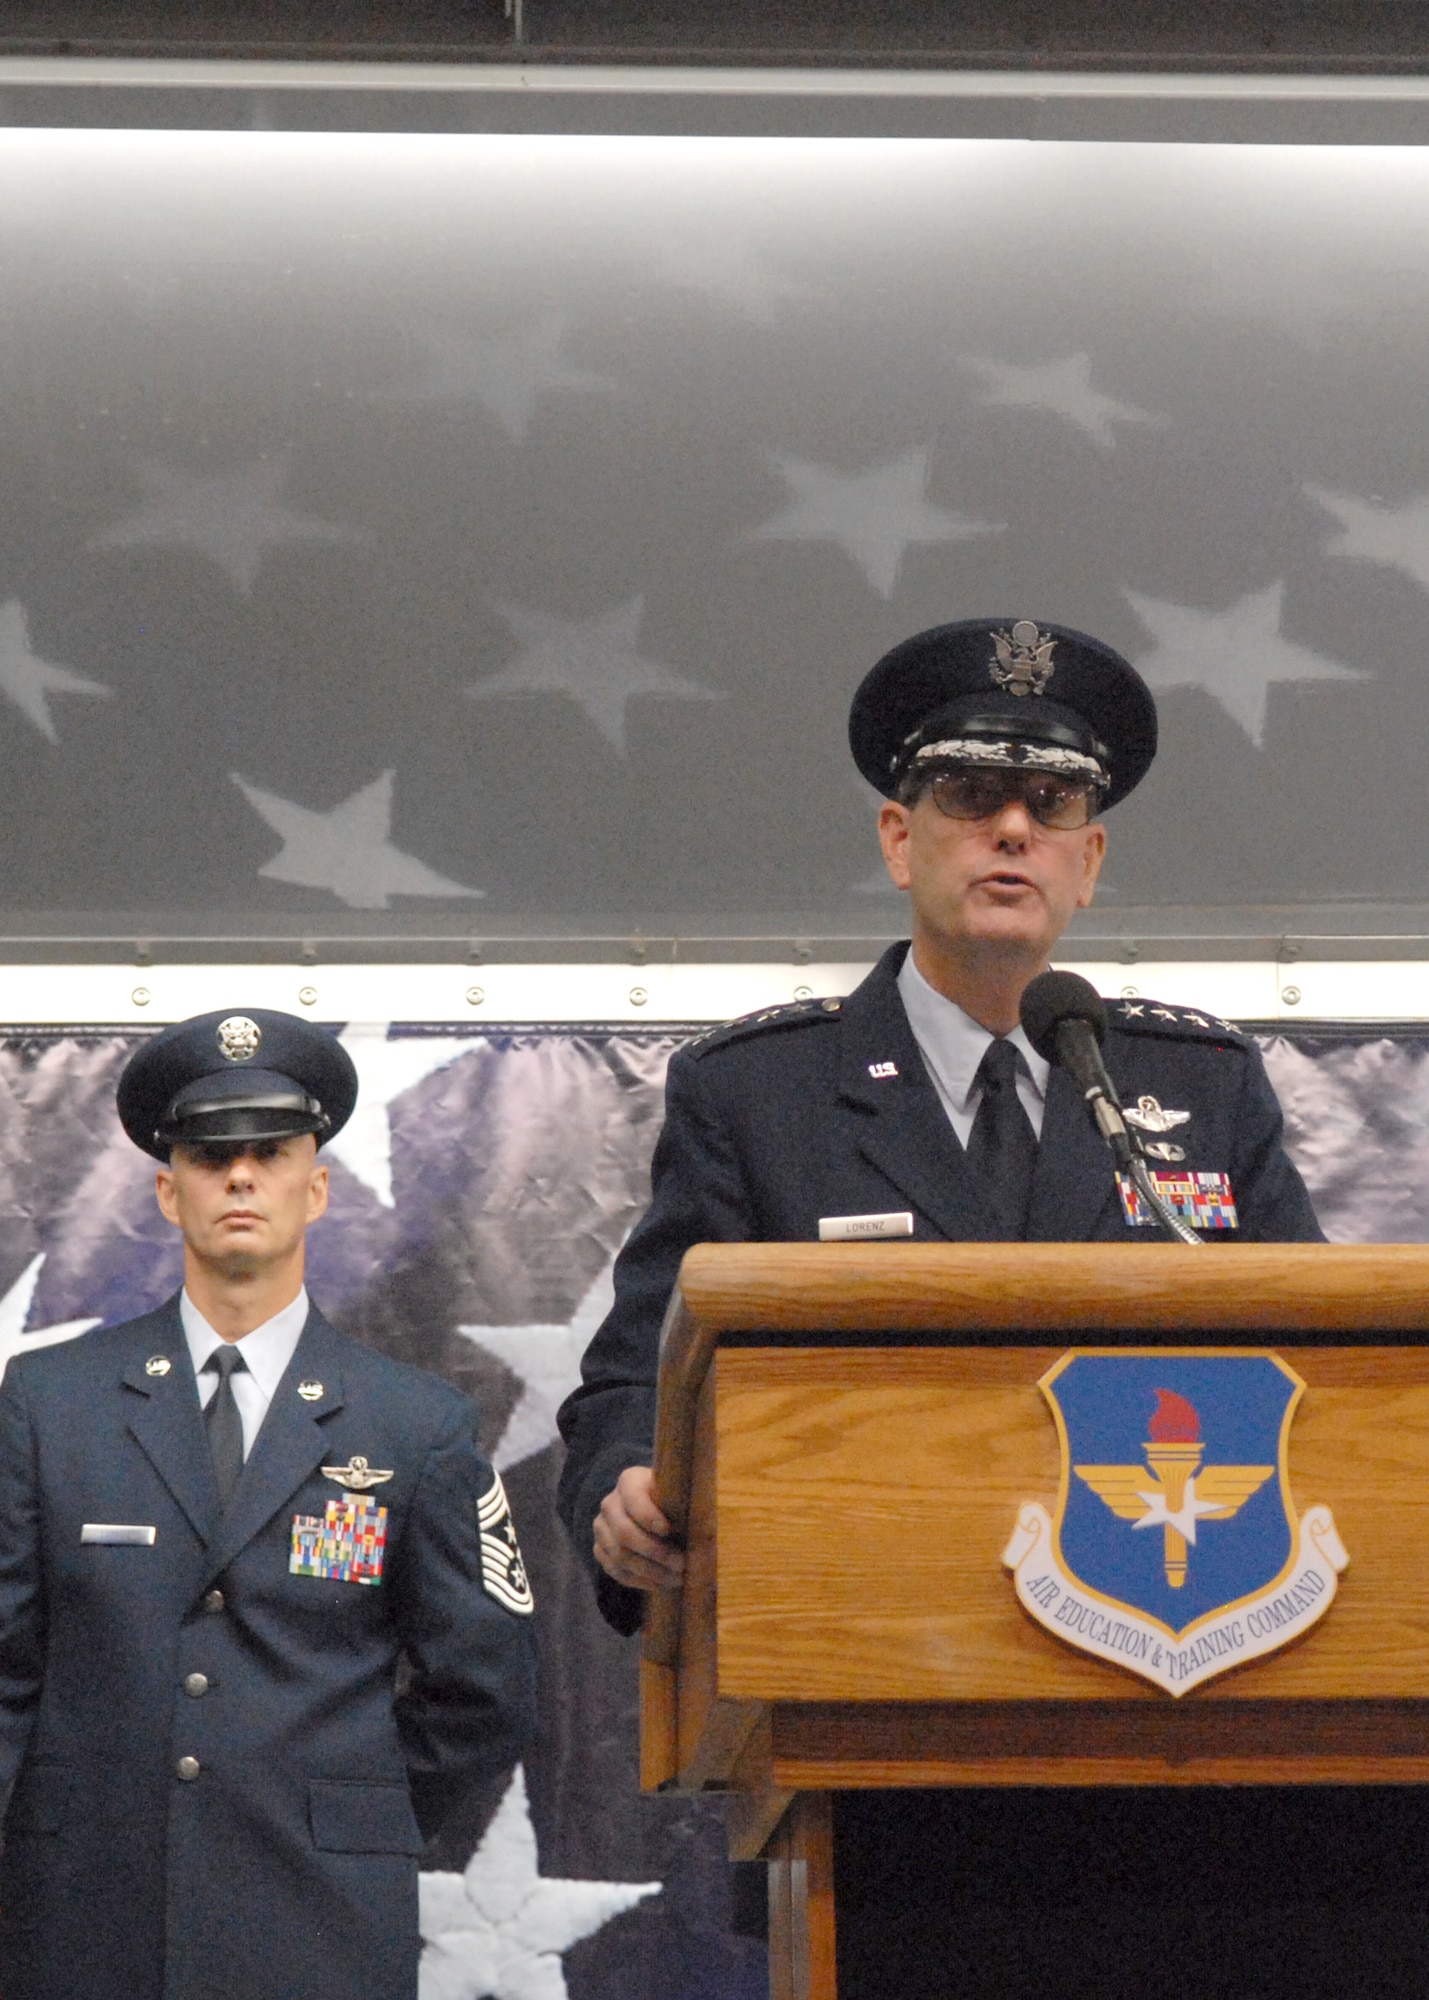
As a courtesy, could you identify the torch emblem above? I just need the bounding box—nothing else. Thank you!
[1075,1387,1273,1589]
[1002,1351,1348,1696]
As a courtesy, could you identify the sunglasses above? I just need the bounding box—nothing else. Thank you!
[923,766,1102,831]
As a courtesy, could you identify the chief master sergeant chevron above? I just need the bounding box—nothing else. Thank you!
[556,616,1324,1631]
[0,1008,537,2000]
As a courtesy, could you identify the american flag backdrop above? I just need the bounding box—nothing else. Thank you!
[0,130,1426,948]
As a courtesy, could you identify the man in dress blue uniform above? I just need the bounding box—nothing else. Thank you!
[556,615,1323,1632]
[0,1009,537,2000]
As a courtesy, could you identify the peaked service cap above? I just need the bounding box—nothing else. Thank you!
[117,1008,358,1161]
[849,616,1158,809]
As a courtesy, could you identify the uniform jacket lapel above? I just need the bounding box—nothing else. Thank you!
[201,1306,346,1587]
[836,944,1006,1242]
[1026,1064,1122,1241]
[122,1300,220,1546]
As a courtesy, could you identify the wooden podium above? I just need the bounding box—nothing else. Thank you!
[640,1242,1429,2000]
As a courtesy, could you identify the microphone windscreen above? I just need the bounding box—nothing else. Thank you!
[1019,970,1109,1063]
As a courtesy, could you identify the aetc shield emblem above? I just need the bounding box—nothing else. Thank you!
[1003,1352,1348,1696]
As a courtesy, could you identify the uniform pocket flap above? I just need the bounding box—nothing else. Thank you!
[7,1762,72,1835]
[309,1778,423,1854]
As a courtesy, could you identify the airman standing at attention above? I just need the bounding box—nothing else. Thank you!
[0,1008,537,2000]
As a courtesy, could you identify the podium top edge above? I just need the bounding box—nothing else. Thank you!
[672,1242,1429,1337]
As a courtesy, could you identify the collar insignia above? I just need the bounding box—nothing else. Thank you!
[145,1355,171,1376]
[321,1454,394,1492]
[297,1380,324,1402]
[990,620,1057,698]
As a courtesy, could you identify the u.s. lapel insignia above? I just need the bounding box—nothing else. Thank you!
[145,1355,171,1376]
[297,1380,323,1401]
[290,1495,387,1585]
[478,1472,534,1616]
[321,1454,394,1492]
[1003,1353,1348,1696]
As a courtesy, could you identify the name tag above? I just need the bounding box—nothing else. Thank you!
[81,1524,156,1546]
[818,1211,914,1243]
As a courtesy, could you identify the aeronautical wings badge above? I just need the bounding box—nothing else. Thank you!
[1002,1351,1348,1696]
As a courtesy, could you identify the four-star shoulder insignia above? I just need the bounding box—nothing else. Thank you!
[686,995,842,1061]
[1112,999,1248,1048]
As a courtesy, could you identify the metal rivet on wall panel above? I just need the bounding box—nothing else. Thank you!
[466,987,485,1007]
[628,987,648,1007]
[1121,986,1140,998]
[298,987,318,1007]
[131,987,151,1007]
[1281,986,1302,1006]
[794,986,813,1000]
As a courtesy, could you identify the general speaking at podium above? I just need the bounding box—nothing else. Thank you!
[557,616,1339,1997]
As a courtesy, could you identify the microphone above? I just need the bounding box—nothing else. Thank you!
[1019,970,1203,1247]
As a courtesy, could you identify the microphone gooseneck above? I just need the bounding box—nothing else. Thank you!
[1019,971,1203,1249]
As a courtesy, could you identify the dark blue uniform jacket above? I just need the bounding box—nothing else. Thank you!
[0,1296,537,2000]
[557,942,1324,1633]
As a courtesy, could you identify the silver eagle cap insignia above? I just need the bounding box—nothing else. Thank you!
[321,1454,394,1492]
[216,1015,262,1063]
[990,620,1057,698]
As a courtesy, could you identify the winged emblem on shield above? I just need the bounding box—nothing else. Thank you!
[1002,1353,1349,1696]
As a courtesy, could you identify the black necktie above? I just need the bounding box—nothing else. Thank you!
[203,1346,248,1507]
[965,1036,1038,1238]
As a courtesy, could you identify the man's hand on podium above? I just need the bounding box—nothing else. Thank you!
[593,1466,686,1591]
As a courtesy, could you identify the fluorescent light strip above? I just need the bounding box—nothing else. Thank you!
[0,62,1427,102]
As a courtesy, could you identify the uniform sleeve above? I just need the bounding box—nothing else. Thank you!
[0,1359,47,1803]
[388,1401,538,1841]
[1230,1039,1326,1243]
[556,1045,756,1634]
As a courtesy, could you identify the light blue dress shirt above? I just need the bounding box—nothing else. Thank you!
[896,950,1050,1144]
[181,1285,310,1460]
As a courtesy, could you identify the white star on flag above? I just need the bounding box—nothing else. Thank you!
[1124,582,1368,748]
[419,1765,660,2000]
[458,1258,616,1471]
[0,599,110,742]
[393,316,619,443]
[328,1028,477,1208]
[92,455,370,594]
[232,769,483,911]
[961,352,1166,451]
[1305,484,1429,596]
[747,449,1003,598]
[471,598,724,756]
[652,233,815,323]
[0,1254,100,1383]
